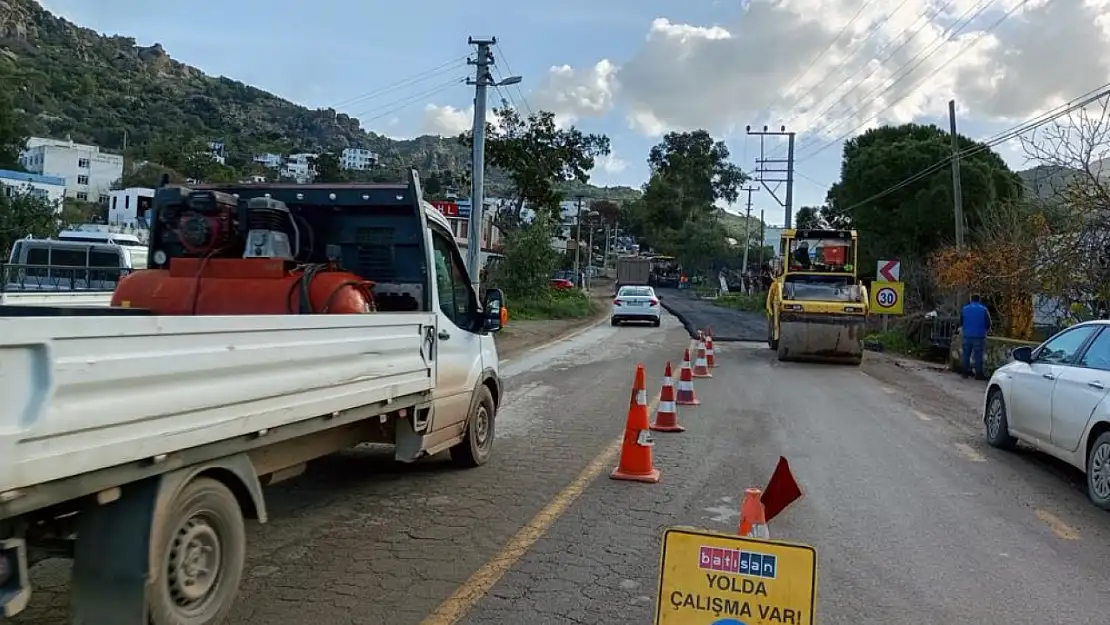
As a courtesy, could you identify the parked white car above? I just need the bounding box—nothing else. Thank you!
[984,320,1110,509]
[611,285,661,327]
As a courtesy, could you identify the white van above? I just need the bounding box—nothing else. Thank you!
[4,232,147,292]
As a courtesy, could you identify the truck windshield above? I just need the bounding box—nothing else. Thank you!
[783,275,859,302]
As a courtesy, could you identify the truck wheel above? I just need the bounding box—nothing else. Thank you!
[148,477,246,625]
[451,385,496,468]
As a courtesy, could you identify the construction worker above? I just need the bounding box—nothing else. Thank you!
[960,294,992,380]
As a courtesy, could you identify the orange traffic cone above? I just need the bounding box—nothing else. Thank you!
[705,336,717,368]
[675,350,700,406]
[693,341,712,378]
[738,488,770,538]
[651,362,685,432]
[610,364,661,483]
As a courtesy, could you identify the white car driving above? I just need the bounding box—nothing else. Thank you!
[984,320,1110,509]
[611,285,661,327]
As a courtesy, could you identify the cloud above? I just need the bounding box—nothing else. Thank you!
[524,0,1110,146]
[595,152,629,175]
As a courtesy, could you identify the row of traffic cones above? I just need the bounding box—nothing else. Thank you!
[610,329,718,482]
[609,328,804,537]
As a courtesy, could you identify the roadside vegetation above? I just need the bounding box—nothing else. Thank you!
[713,292,766,314]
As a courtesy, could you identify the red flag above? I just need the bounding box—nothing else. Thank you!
[761,456,803,522]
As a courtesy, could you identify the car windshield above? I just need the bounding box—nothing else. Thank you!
[619,287,653,297]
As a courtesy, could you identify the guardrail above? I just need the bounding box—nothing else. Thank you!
[0,263,133,292]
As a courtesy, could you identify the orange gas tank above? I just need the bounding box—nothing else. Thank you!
[112,258,375,315]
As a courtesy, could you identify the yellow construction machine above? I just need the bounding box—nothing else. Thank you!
[766,228,869,365]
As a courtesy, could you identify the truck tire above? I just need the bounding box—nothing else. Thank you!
[451,385,496,468]
[148,477,246,625]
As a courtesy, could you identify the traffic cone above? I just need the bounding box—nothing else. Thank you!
[675,350,700,406]
[738,488,770,538]
[693,341,712,378]
[650,362,685,433]
[705,336,717,368]
[610,364,661,483]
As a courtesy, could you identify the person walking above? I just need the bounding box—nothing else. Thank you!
[960,294,992,380]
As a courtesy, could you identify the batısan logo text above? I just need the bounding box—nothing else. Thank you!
[698,546,777,579]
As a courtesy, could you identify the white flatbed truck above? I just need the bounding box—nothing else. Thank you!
[0,173,506,624]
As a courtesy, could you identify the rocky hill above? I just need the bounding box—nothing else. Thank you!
[0,0,638,200]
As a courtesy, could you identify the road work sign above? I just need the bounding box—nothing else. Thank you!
[869,281,904,315]
[655,527,816,625]
[877,259,901,282]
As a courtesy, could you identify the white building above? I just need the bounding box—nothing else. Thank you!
[0,168,67,208]
[340,147,378,171]
[19,137,123,203]
[281,153,317,183]
[253,153,283,169]
[107,187,155,228]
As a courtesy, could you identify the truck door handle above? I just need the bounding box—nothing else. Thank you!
[1042,373,1056,380]
[1089,380,1105,390]
[438,330,451,341]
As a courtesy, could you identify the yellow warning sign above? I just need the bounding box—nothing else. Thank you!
[654,527,817,625]
[869,280,904,315]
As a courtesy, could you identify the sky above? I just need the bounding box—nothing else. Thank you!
[36,0,1110,226]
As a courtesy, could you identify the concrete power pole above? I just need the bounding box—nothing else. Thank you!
[746,125,797,229]
[573,195,584,284]
[739,186,758,271]
[465,37,496,291]
[948,99,966,249]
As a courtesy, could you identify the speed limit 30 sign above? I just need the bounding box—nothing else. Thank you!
[870,281,904,315]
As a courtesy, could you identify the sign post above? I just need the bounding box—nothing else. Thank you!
[871,259,905,331]
[654,527,817,625]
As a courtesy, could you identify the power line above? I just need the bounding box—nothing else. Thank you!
[767,0,958,160]
[766,0,880,122]
[329,56,468,110]
[795,0,1002,161]
[349,76,467,122]
[833,81,1110,215]
[494,43,534,116]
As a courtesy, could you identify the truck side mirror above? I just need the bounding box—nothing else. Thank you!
[483,288,507,332]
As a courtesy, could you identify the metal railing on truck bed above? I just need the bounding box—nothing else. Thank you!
[1,263,133,292]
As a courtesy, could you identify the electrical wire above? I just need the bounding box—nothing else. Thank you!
[831,81,1110,215]
[795,0,1003,161]
[765,0,958,160]
[494,43,533,116]
[330,56,468,110]
[348,76,467,122]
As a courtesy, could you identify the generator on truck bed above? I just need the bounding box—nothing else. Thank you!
[766,228,868,365]
[0,171,508,625]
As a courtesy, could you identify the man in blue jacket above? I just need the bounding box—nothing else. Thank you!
[960,294,992,379]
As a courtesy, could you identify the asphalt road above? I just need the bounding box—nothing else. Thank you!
[17,304,1110,624]
[658,287,766,342]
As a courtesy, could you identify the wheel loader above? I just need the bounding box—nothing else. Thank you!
[765,228,869,365]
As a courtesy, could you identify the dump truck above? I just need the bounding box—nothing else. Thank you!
[766,228,868,364]
[615,255,651,292]
[0,172,507,624]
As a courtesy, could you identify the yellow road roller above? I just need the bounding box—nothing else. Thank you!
[766,228,869,365]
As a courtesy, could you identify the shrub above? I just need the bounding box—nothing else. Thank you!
[511,288,596,320]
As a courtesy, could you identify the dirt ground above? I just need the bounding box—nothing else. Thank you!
[494,285,613,359]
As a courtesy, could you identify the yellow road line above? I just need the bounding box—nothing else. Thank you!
[419,391,662,625]
[1034,508,1080,540]
[953,442,987,462]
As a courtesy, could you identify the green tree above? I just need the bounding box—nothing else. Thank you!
[114,161,185,189]
[825,123,1022,272]
[794,206,824,229]
[589,199,621,227]
[310,152,346,183]
[0,190,61,259]
[627,130,745,267]
[491,211,561,299]
[461,108,611,228]
[0,90,27,171]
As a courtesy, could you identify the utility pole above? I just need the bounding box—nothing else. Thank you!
[758,209,766,270]
[465,37,522,291]
[948,99,965,249]
[739,186,758,271]
[746,125,797,228]
[573,195,584,285]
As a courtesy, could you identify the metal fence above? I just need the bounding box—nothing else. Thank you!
[0,263,133,292]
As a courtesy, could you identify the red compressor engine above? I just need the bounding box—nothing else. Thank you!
[112,189,375,315]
